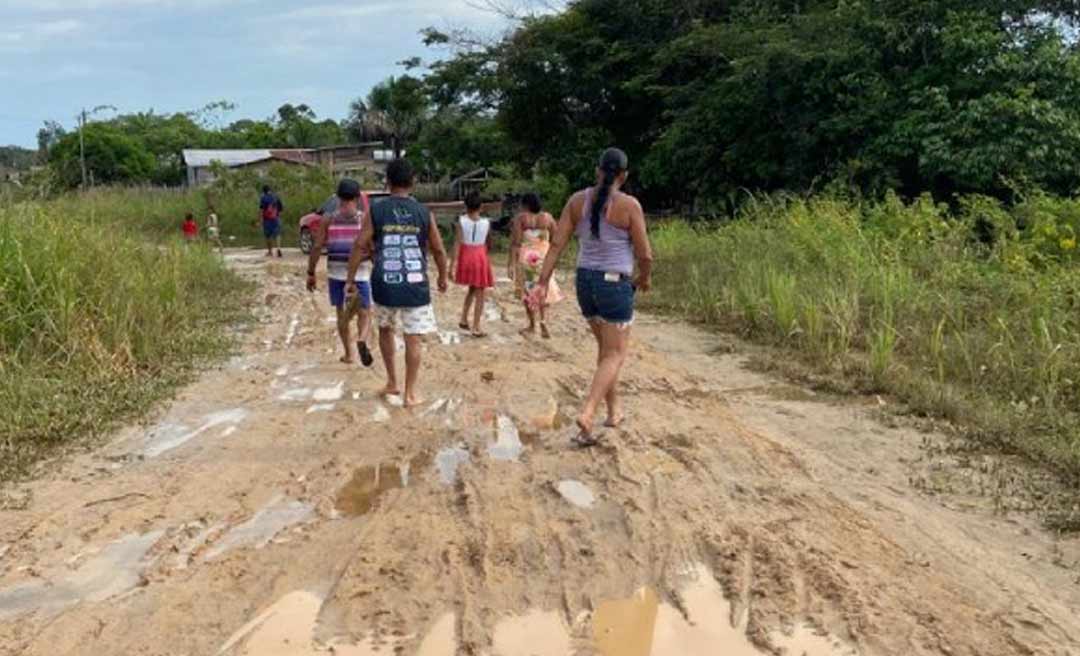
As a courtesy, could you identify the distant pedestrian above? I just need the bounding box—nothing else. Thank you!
[450,190,495,337]
[347,158,449,407]
[307,178,375,367]
[534,148,653,445]
[510,191,563,339]
[259,184,284,257]
[182,212,198,243]
[206,204,223,254]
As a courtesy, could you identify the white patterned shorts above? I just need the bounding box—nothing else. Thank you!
[375,304,438,335]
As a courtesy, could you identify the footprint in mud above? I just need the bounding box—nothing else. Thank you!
[0,530,163,621]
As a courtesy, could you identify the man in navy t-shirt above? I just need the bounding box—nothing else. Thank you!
[347,159,448,407]
[259,185,284,257]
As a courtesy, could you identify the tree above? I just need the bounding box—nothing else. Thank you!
[348,76,429,157]
[48,124,155,188]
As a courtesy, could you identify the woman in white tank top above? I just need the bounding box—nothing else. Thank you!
[450,191,495,337]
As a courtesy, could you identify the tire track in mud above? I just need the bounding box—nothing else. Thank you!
[1,250,1078,656]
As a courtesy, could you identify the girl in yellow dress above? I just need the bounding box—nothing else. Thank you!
[509,192,564,338]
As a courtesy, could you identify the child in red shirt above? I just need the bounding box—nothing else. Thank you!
[182,212,198,242]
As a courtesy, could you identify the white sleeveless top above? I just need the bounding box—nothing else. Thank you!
[459,215,491,246]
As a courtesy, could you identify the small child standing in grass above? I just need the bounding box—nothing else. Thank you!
[205,205,223,253]
[181,212,198,243]
[450,191,495,337]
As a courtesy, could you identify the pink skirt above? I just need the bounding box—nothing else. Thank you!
[455,244,494,289]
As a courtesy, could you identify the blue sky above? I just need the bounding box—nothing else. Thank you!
[0,1,510,147]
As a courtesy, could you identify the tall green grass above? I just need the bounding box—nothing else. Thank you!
[645,193,1080,484]
[0,193,251,484]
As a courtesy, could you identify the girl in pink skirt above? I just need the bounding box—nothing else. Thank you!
[451,191,495,337]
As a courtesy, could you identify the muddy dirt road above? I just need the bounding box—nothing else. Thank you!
[2,250,1079,655]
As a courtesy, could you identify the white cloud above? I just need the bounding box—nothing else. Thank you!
[0,18,86,52]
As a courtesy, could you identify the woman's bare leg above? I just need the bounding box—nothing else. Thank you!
[460,288,475,329]
[577,322,630,435]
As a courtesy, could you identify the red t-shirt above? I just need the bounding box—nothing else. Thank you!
[182,220,198,238]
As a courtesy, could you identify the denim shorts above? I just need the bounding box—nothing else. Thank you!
[262,219,281,239]
[575,268,635,325]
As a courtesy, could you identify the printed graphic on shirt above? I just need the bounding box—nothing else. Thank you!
[385,234,402,246]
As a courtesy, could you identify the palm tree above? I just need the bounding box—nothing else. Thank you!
[347,76,428,157]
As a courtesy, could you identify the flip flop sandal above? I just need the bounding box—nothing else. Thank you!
[357,341,375,367]
[571,431,603,449]
[458,322,470,331]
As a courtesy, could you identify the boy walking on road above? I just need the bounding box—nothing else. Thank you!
[347,159,448,407]
[259,185,284,257]
[307,179,375,367]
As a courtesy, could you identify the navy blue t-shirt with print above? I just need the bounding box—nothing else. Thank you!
[371,195,431,308]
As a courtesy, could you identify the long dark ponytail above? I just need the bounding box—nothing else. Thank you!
[590,147,629,239]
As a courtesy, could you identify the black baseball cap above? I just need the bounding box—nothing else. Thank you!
[336,178,361,200]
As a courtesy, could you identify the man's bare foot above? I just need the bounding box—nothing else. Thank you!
[471,330,488,338]
[458,321,470,331]
[540,323,551,339]
[404,394,426,408]
[339,355,355,365]
[604,414,624,428]
[379,385,401,398]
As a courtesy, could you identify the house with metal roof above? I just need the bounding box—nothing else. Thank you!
[182,143,388,187]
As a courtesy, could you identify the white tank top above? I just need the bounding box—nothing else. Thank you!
[459,215,490,246]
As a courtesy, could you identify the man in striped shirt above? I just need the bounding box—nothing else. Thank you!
[306,178,375,367]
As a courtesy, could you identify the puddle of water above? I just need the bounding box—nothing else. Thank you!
[335,463,408,517]
[556,480,596,509]
[278,388,311,402]
[220,426,238,438]
[438,331,462,346]
[386,394,405,408]
[435,445,470,485]
[423,398,448,416]
[593,587,660,656]
[0,530,163,621]
[284,314,300,347]
[143,408,248,457]
[595,565,855,656]
[484,303,502,322]
[306,403,336,414]
[219,591,456,656]
[274,365,289,377]
[204,496,314,561]
[488,415,524,462]
[313,381,345,402]
[416,613,456,656]
[217,590,324,656]
[492,609,571,656]
[372,404,391,422]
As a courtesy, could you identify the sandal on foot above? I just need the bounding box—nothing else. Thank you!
[357,341,374,367]
[571,431,603,448]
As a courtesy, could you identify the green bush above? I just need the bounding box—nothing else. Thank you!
[645,194,1080,480]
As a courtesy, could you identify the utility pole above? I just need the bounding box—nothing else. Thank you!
[76,105,116,189]
[78,108,87,188]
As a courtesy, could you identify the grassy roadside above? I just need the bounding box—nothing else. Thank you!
[642,193,1080,526]
[0,194,252,488]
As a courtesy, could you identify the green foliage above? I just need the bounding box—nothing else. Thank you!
[422,0,1080,206]
[0,145,37,171]
[48,123,156,188]
[0,193,250,482]
[347,75,429,157]
[644,194,1080,480]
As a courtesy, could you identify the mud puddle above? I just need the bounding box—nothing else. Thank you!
[556,479,596,509]
[0,530,163,621]
[493,609,572,655]
[435,445,470,485]
[489,415,525,462]
[594,564,855,656]
[141,408,248,457]
[204,496,314,561]
[218,591,455,656]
